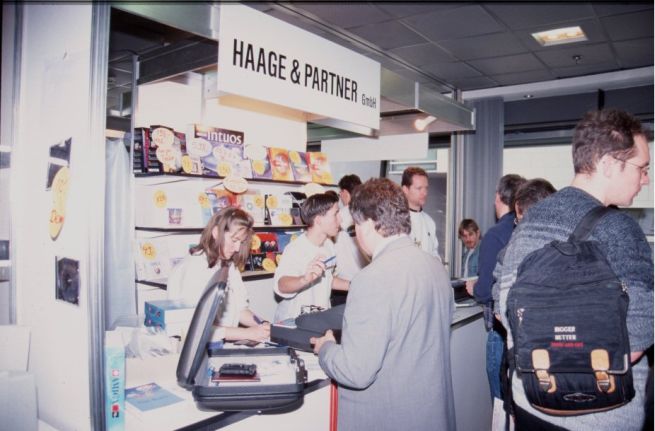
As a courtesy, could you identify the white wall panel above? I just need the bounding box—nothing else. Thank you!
[13,4,94,429]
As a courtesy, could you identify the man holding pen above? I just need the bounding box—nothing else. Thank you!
[273,192,349,322]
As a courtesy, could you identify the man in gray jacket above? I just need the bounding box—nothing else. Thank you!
[311,178,455,431]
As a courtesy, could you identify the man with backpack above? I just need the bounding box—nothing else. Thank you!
[494,109,653,430]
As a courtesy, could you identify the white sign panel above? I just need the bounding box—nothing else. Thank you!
[217,4,380,130]
[322,133,428,162]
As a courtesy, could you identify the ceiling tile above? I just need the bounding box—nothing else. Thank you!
[439,32,528,60]
[535,43,615,68]
[422,61,482,80]
[491,69,555,86]
[550,61,622,78]
[467,53,544,75]
[404,5,505,42]
[291,3,392,29]
[484,3,595,30]
[449,76,499,91]
[600,10,654,41]
[348,20,427,50]
[375,3,464,19]
[613,38,654,68]
[592,3,653,17]
[389,43,457,66]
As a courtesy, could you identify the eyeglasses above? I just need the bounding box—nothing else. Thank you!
[612,156,650,177]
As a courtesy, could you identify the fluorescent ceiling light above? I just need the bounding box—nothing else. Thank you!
[531,26,587,46]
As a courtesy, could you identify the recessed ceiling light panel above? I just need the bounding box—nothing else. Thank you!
[531,26,587,47]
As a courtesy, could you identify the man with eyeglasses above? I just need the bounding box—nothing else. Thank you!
[493,109,653,430]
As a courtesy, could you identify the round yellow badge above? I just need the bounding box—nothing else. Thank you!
[262,257,277,272]
[252,159,266,175]
[140,242,157,260]
[217,162,232,177]
[266,195,278,209]
[198,193,210,209]
[51,166,71,214]
[250,234,261,251]
[277,213,293,226]
[182,155,194,174]
[48,208,65,240]
[289,151,301,164]
[153,190,167,208]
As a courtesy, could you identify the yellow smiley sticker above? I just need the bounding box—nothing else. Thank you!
[153,190,167,208]
[182,155,194,174]
[251,234,261,251]
[48,208,65,240]
[217,162,232,177]
[252,160,266,175]
[253,195,265,208]
[289,151,301,164]
[262,257,277,272]
[51,167,71,214]
[198,193,210,209]
[266,195,278,209]
[277,213,293,226]
[140,242,157,260]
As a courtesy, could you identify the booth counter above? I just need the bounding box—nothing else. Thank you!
[124,305,488,431]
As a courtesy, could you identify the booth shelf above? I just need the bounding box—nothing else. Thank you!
[136,225,306,233]
[136,270,274,289]
[134,171,337,187]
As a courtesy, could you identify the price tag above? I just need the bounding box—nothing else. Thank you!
[224,175,248,194]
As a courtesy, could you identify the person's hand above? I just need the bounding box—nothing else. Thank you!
[465,279,476,297]
[301,255,326,286]
[310,330,336,354]
[245,323,270,342]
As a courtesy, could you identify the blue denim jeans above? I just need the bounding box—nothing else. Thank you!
[486,328,504,400]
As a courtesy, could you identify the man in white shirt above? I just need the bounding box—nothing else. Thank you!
[273,192,350,322]
[401,167,440,260]
[335,174,368,282]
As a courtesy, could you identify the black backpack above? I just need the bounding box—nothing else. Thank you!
[506,206,634,416]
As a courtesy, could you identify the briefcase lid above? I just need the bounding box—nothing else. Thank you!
[176,266,229,389]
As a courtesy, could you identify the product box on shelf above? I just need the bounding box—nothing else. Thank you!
[144,299,196,335]
[269,147,294,181]
[276,231,300,253]
[238,191,266,225]
[104,331,126,431]
[307,152,334,184]
[186,124,246,177]
[249,146,273,180]
[201,188,236,225]
[288,150,312,183]
[135,181,207,228]
[266,194,294,226]
[132,128,148,173]
[135,234,195,282]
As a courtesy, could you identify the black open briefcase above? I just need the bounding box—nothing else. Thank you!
[176,266,308,411]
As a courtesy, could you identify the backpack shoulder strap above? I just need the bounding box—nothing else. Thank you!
[569,206,615,242]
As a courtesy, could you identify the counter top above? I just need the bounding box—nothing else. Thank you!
[124,349,328,430]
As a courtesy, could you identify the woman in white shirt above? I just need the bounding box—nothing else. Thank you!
[167,207,270,342]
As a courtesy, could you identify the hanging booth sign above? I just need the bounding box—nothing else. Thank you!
[217,4,380,131]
